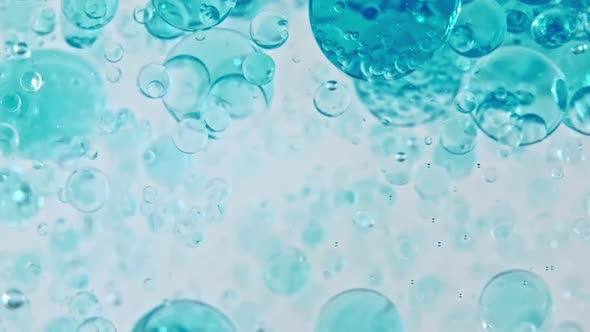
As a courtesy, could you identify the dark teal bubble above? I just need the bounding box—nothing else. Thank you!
[479,270,552,331]
[531,7,579,49]
[152,0,237,31]
[506,9,531,34]
[0,50,106,160]
[315,288,403,332]
[309,0,461,81]
[132,299,236,332]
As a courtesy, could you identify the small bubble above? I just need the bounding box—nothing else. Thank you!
[173,118,208,154]
[133,6,152,24]
[1,289,27,310]
[314,80,351,117]
[20,71,44,92]
[106,66,122,83]
[37,222,48,236]
[250,11,289,49]
[104,42,124,63]
[242,53,275,86]
[137,63,169,99]
[353,210,375,231]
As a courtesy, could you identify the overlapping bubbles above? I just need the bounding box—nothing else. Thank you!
[0,0,587,331]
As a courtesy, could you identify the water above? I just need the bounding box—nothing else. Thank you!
[313,80,351,118]
[531,8,579,49]
[440,115,478,155]
[315,289,403,332]
[250,11,290,49]
[309,0,461,81]
[131,299,236,332]
[151,0,237,31]
[479,270,552,332]
[173,118,208,154]
[162,55,210,119]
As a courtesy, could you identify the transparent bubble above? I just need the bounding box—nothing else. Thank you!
[506,9,531,34]
[263,246,310,295]
[1,289,27,310]
[531,8,579,49]
[440,115,478,155]
[62,0,119,30]
[77,317,116,332]
[0,93,22,113]
[151,0,237,31]
[65,168,110,213]
[106,66,122,83]
[202,100,231,133]
[20,71,44,93]
[31,7,57,35]
[519,0,551,4]
[131,299,236,332]
[449,0,506,58]
[456,90,478,113]
[414,164,450,200]
[250,10,289,49]
[564,86,590,135]
[553,321,584,332]
[0,169,40,221]
[45,317,79,332]
[208,74,266,119]
[465,47,567,146]
[133,5,153,24]
[315,289,403,332]
[309,0,461,81]
[162,55,210,118]
[144,2,184,39]
[242,53,275,86]
[144,136,192,187]
[479,270,552,332]
[104,42,124,63]
[173,118,208,154]
[353,210,375,231]
[313,80,351,118]
[0,123,19,155]
[137,63,170,99]
[69,291,101,319]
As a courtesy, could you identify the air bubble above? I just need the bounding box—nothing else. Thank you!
[313,80,350,118]
[242,53,275,86]
[1,289,27,310]
[440,115,478,155]
[104,42,124,63]
[20,71,44,93]
[137,63,170,99]
[173,118,208,154]
[250,11,289,49]
[152,0,237,31]
[65,168,110,213]
[263,246,310,295]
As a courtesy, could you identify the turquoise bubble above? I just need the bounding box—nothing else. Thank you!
[144,2,184,40]
[242,53,275,86]
[143,136,192,188]
[479,270,552,332]
[1,288,28,310]
[0,169,41,222]
[263,246,310,295]
[433,144,476,179]
[413,165,450,200]
[65,168,110,213]
[519,0,552,6]
[531,8,579,49]
[32,7,57,35]
[62,0,119,30]
[564,86,590,135]
[555,41,590,92]
[166,28,273,120]
[410,275,443,310]
[0,123,19,156]
[137,63,170,99]
[506,9,531,34]
[309,0,461,81]
[464,47,567,147]
[449,0,506,57]
[173,118,208,154]
[315,288,403,332]
[0,50,106,160]
[76,317,116,332]
[69,291,101,320]
[132,299,236,332]
[152,0,237,31]
[250,10,290,49]
[232,0,269,17]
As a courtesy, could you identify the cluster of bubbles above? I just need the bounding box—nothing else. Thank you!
[0,0,587,331]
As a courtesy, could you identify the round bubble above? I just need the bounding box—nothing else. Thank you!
[166,28,273,120]
[1,288,28,310]
[519,0,552,6]
[506,9,531,34]
[131,299,236,332]
[144,136,192,187]
[250,10,289,49]
[242,53,275,86]
[0,169,41,222]
[173,118,208,154]
[32,7,57,35]
[0,123,19,156]
[45,317,78,332]
[315,288,403,332]
[440,115,478,155]
[62,0,119,30]
[553,321,584,332]
[564,86,590,135]
[355,45,462,126]
[151,0,237,31]
[449,0,506,57]
[314,80,351,117]
[555,41,590,92]
[531,8,579,49]
[144,2,184,40]
[65,168,109,213]
[231,0,269,17]
[464,46,567,147]
[263,246,310,295]
[163,55,210,118]
[77,317,116,332]
[309,0,461,81]
[479,270,552,332]
[0,50,106,160]
[137,63,170,99]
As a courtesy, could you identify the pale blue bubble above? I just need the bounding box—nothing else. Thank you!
[263,246,310,295]
[250,10,289,49]
[152,0,237,31]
